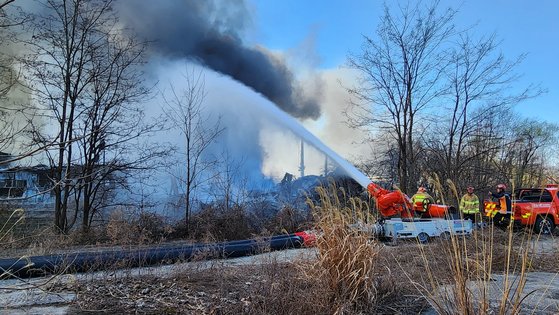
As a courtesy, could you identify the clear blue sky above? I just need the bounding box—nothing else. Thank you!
[249,0,559,124]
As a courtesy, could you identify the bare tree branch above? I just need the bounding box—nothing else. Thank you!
[162,65,224,236]
[347,0,455,194]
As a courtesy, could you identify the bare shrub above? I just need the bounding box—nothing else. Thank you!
[187,203,255,241]
[263,205,310,235]
[137,212,173,242]
[105,209,171,245]
[105,209,138,245]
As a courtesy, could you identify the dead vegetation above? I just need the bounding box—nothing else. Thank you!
[2,187,559,314]
[57,185,428,314]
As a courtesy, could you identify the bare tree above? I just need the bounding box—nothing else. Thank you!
[0,0,25,29]
[71,17,164,231]
[22,0,112,233]
[0,1,16,12]
[21,0,162,233]
[347,1,550,199]
[499,118,558,188]
[422,32,538,194]
[347,1,455,194]
[206,151,249,213]
[0,0,29,98]
[162,66,224,236]
[421,105,510,198]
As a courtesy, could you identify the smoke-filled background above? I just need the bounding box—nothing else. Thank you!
[1,0,371,197]
[114,0,371,189]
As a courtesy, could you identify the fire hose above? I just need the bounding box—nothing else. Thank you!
[0,232,316,279]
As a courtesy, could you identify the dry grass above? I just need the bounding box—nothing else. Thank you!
[68,262,318,314]
[0,209,94,258]
[4,182,559,313]
[307,185,380,312]
[0,208,25,244]
[408,177,559,314]
[68,253,426,314]
[302,184,426,314]
[66,184,430,314]
[373,224,559,314]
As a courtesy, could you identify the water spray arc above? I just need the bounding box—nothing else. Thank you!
[259,100,370,188]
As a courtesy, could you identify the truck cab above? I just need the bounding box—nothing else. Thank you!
[512,184,559,234]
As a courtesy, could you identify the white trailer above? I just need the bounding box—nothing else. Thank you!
[380,218,473,243]
[352,218,473,244]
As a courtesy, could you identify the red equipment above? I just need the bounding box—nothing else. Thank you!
[367,183,449,219]
[367,182,413,218]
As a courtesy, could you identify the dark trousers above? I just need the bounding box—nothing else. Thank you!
[492,213,512,230]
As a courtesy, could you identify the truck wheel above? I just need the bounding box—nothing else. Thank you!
[417,232,429,244]
[535,216,555,235]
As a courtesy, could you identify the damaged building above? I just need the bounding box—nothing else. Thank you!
[0,152,54,203]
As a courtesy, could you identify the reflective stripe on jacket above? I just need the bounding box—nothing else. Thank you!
[411,192,432,211]
[411,193,432,205]
[460,194,480,214]
[490,191,512,214]
[498,196,509,214]
[412,193,428,204]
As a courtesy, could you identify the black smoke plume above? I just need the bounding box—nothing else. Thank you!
[116,0,320,119]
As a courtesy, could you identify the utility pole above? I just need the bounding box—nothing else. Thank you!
[299,139,305,178]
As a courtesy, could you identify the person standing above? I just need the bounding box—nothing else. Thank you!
[488,183,512,228]
[460,186,480,223]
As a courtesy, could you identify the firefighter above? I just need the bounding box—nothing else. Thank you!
[411,186,434,217]
[488,183,512,229]
[460,186,480,224]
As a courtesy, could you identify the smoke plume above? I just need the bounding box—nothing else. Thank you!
[116,0,321,119]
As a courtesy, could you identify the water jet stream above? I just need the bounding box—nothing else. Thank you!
[260,100,371,188]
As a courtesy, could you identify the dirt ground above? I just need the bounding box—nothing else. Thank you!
[0,248,317,314]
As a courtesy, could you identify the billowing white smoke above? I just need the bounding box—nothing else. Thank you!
[150,59,372,192]
[115,0,373,191]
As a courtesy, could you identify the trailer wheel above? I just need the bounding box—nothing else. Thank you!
[535,216,555,235]
[417,232,429,244]
[440,231,451,241]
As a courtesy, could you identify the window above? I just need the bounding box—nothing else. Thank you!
[518,189,552,202]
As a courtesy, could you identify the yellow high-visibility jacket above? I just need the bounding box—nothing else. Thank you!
[411,192,433,211]
[460,193,480,214]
